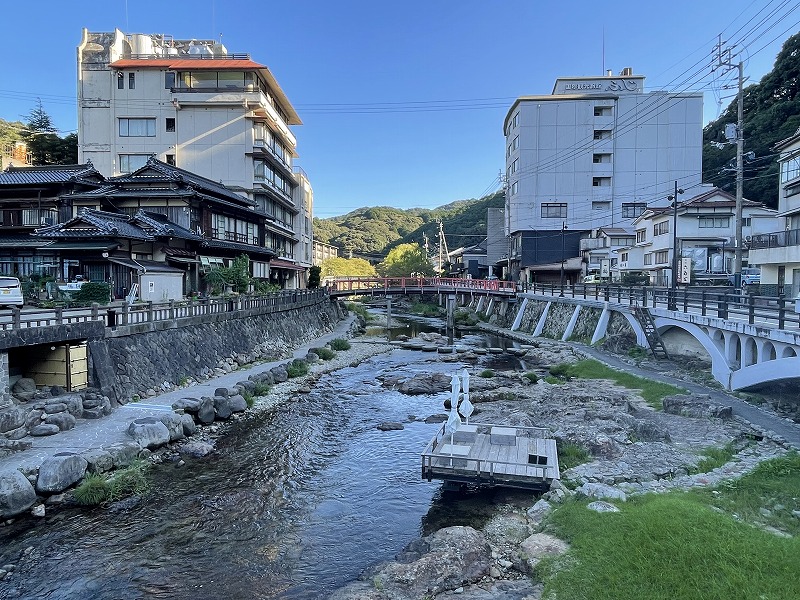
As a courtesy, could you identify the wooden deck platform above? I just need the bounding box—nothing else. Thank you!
[421,422,560,491]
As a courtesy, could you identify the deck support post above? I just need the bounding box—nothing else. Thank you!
[533,302,552,337]
[386,298,392,338]
[511,298,528,331]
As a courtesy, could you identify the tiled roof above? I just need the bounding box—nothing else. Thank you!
[202,238,276,257]
[0,234,48,249]
[0,164,103,186]
[132,210,203,241]
[35,209,153,240]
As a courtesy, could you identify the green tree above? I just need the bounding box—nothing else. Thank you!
[22,100,77,166]
[204,254,251,294]
[377,243,431,277]
[320,257,377,279]
[307,265,321,289]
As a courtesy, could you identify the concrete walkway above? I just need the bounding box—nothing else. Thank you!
[0,315,359,473]
[479,323,800,449]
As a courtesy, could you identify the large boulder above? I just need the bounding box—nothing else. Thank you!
[0,408,26,434]
[157,412,186,442]
[228,394,247,413]
[53,394,84,418]
[127,417,170,450]
[11,378,36,402]
[0,468,37,518]
[270,365,288,383]
[394,372,452,395]
[331,526,491,600]
[36,453,88,494]
[81,449,114,474]
[44,412,76,432]
[662,394,733,419]
[180,413,196,437]
[519,533,569,571]
[213,396,232,420]
[106,442,142,468]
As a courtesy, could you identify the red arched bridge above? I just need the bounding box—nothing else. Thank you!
[326,277,516,298]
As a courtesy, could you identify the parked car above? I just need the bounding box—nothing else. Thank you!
[0,276,24,307]
[583,274,608,284]
[727,267,761,287]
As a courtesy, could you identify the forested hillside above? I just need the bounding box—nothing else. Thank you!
[313,191,504,256]
[703,31,800,208]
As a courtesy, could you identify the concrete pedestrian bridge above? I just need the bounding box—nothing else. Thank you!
[328,277,800,392]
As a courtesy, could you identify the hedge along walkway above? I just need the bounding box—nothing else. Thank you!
[477,322,800,449]
[0,314,361,473]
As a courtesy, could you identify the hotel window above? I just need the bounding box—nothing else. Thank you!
[119,118,156,137]
[117,72,124,90]
[512,112,519,128]
[644,253,652,265]
[622,202,647,218]
[699,216,730,228]
[636,229,646,243]
[593,129,612,140]
[511,181,518,196]
[781,154,800,183]
[592,177,611,187]
[653,221,669,236]
[118,154,149,173]
[165,71,175,89]
[128,73,135,89]
[254,159,266,181]
[165,118,175,132]
[594,106,613,117]
[593,153,612,163]
[165,154,176,166]
[592,201,610,210]
[742,217,751,226]
[512,135,519,152]
[621,252,628,262]
[511,158,518,174]
[655,250,669,264]
[541,203,567,218]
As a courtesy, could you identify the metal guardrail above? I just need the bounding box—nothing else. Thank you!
[0,289,326,332]
[528,283,800,330]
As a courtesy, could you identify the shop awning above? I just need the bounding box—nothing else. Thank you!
[270,259,305,271]
[108,256,184,273]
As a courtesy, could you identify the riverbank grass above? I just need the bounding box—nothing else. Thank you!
[73,461,150,506]
[559,359,684,408]
[539,453,800,599]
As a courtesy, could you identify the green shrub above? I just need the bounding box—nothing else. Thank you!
[453,309,479,326]
[330,338,351,351]
[286,359,309,378]
[544,375,563,385]
[308,265,321,289]
[627,346,647,359]
[73,473,111,505]
[313,347,337,360]
[242,391,255,408]
[524,372,539,384]
[410,302,442,317]
[549,363,574,380]
[72,282,111,306]
[252,382,271,396]
[688,442,738,475]
[479,369,495,378]
[108,461,150,502]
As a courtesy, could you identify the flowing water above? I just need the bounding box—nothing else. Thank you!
[0,318,532,600]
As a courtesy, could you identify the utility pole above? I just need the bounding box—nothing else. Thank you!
[714,34,745,287]
[501,170,511,281]
[437,221,449,276]
[559,221,567,297]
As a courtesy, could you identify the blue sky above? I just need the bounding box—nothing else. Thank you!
[0,1,797,217]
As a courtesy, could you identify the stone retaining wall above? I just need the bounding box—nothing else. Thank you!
[97,299,345,402]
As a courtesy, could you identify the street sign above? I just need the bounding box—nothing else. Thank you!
[600,259,610,278]
[679,257,692,284]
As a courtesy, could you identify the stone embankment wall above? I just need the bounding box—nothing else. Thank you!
[98,300,345,402]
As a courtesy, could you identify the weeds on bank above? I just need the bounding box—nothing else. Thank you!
[557,441,591,471]
[479,369,495,378]
[410,302,443,317]
[345,302,374,323]
[313,347,337,360]
[549,359,684,408]
[523,372,539,384]
[690,451,800,536]
[330,338,351,351]
[538,485,800,600]
[687,441,738,475]
[286,359,309,378]
[74,460,151,506]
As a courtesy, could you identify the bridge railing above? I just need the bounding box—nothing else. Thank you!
[0,289,327,331]
[528,283,800,330]
[328,276,516,294]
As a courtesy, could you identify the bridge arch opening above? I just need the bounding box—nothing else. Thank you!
[760,341,777,362]
[710,329,725,354]
[781,346,798,359]
[743,338,758,368]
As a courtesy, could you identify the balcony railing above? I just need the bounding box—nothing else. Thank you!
[749,229,800,249]
[211,230,259,245]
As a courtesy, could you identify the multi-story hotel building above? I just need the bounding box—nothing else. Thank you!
[76,29,310,285]
[503,68,703,282]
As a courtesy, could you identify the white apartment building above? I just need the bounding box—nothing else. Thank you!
[503,68,703,280]
[618,188,777,285]
[76,29,310,281]
[748,128,800,298]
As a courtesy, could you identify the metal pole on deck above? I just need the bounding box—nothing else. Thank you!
[386,298,392,339]
[446,294,456,346]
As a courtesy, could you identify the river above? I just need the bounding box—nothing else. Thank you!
[0,315,533,600]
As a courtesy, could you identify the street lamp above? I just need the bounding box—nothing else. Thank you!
[668,182,684,310]
[559,221,568,297]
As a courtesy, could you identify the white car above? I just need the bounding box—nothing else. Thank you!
[0,277,24,308]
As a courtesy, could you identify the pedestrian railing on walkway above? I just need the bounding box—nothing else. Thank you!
[0,289,327,331]
[528,283,800,331]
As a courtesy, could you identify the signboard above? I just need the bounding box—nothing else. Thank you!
[679,257,692,284]
[553,76,644,95]
[600,259,611,279]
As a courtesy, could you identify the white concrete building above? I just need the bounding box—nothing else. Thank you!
[748,128,800,297]
[76,29,309,281]
[503,68,703,280]
[618,188,778,286]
